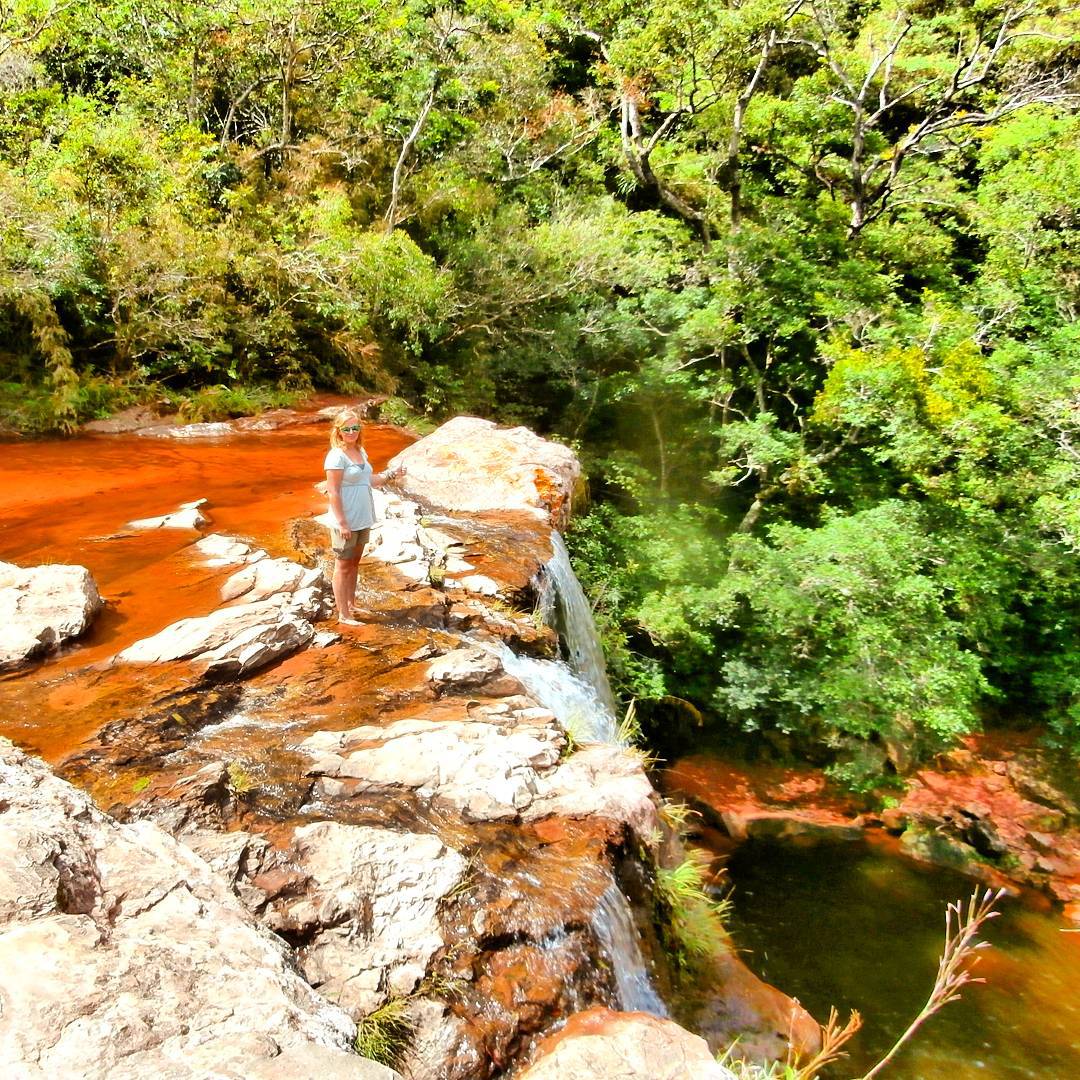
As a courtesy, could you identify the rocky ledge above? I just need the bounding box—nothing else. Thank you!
[2,413,817,1079]
[0,739,394,1080]
[665,735,1080,917]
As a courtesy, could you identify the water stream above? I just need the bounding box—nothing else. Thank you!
[536,531,619,724]
[497,644,618,745]
[591,877,669,1017]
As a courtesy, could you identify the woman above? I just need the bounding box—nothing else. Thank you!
[324,407,383,625]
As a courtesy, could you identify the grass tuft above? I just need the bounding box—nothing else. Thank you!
[353,998,415,1068]
[654,849,732,967]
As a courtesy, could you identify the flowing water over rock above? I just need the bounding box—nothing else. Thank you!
[536,531,619,728]
[592,877,669,1017]
[497,644,618,745]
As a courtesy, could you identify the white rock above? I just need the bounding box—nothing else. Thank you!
[221,558,320,602]
[385,416,581,528]
[455,574,500,596]
[0,561,103,671]
[425,647,503,690]
[516,1010,735,1080]
[398,998,483,1080]
[137,421,235,439]
[0,739,393,1080]
[523,744,660,844]
[117,596,321,676]
[444,556,475,574]
[193,533,254,564]
[129,499,210,530]
[265,823,467,1017]
[118,597,292,663]
[300,715,564,822]
[203,613,315,678]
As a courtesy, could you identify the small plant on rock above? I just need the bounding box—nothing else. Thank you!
[226,761,254,794]
[353,998,415,1069]
[654,849,732,968]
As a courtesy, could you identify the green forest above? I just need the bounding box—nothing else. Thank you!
[3,0,1079,786]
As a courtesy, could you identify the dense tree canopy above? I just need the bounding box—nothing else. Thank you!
[2,0,1079,780]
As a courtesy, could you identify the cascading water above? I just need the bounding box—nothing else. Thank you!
[498,645,618,744]
[592,877,669,1017]
[536,532,619,722]
[501,532,669,1019]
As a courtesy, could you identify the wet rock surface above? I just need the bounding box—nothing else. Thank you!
[0,560,103,671]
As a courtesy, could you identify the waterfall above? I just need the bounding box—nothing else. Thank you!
[498,646,618,744]
[591,878,669,1017]
[495,538,668,1017]
[536,531,619,725]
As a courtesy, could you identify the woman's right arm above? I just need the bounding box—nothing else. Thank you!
[326,469,349,532]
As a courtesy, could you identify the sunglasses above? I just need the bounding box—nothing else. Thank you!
[340,425,361,433]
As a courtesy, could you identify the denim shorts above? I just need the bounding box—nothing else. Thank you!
[330,527,371,560]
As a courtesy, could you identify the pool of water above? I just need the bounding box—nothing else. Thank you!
[723,838,1080,1078]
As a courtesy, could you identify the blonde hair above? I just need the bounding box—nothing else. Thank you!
[329,407,363,450]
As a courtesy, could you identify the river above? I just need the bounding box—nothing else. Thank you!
[723,837,1080,1078]
[0,416,412,761]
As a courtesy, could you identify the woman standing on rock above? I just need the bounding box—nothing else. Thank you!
[325,407,383,626]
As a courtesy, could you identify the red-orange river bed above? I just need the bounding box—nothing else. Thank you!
[0,417,412,761]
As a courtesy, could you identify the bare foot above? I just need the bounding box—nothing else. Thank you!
[338,616,363,626]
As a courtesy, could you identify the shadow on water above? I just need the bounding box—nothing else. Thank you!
[723,839,1080,1079]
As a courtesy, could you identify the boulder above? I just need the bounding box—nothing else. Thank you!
[300,710,565,822]
[385,417,581,529]
[263,823,467,1016]
[0,561,103,671]
[221,557,321,602]
[517,1008,735,1080]
[0,739,395,1080]
[118,596,301,663]
[193,532,257,565]
[117,556,331,676]
[426,647,523,696]
[202,612,316,678]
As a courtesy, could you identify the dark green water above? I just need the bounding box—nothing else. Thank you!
[723,839,1080,1079]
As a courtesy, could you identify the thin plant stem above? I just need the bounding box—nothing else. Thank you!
[857,887,1005,1080]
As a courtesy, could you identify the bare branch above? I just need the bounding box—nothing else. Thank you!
[385,78,438,229]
